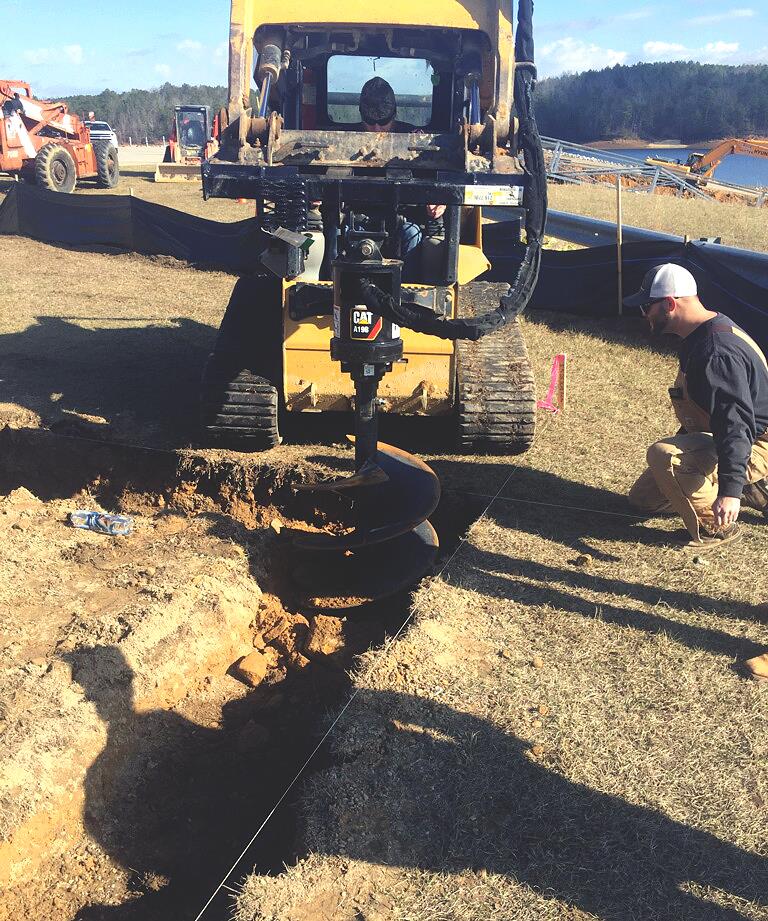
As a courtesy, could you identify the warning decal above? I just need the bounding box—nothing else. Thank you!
[463,184,522,206]
[350,308,383,341]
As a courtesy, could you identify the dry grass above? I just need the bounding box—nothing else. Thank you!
[237,312,768,921]
[0,167,251,223]
[0,236,236,445]
[549,182,768,253]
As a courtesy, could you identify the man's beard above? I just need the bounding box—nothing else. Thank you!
[649,303,672,336]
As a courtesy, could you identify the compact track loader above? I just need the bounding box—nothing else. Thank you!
[155,105,219,182]
[201,0,546,606]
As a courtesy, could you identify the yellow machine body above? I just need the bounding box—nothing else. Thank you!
[283,284,456,415]
[282,206,490,416]
[207,0,523,418]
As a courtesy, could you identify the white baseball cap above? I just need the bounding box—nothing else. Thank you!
[624,263,698,309]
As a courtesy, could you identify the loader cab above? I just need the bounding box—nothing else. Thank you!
[224,24,514,286]
[174,105,210,159]
[253,25,492,140]
[204,7,526,289]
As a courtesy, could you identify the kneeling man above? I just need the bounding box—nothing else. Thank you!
[625,264,768,548]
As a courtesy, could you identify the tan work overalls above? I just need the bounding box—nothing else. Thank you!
[629,323,768,539]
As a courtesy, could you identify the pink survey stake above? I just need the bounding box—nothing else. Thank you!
[537,353,567,413]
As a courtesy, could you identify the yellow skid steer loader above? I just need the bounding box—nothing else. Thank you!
[155,105,218,182]
[201,0,547,606]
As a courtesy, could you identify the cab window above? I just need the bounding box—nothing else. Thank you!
[326,55,434,127]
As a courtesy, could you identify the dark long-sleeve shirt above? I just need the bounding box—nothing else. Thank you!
[679,314,768,497]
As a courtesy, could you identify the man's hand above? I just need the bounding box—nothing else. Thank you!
[712,495,741,528]
[426,204,446,220]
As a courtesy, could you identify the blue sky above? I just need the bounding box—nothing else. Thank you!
[537,0,767,77]
[1,0,766,96]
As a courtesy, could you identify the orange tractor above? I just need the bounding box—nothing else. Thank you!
[646,137,768,182]
[0,80,119,192]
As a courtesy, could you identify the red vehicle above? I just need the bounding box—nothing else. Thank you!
[0,80,119,192]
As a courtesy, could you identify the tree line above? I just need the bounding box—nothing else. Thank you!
[59,61,768,145]
[535,62,768,143]
[62,83,227,143]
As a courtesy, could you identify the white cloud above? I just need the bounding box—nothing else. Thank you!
[641,39,740,63]
[23,48,52,65]
[24,44,84,67]
[176,39,203,53]
[154,63,172,78]
[703,41,739,54]
[63,44,83,65]
[643,41,686,56]
[688,8,754,25]
[214,41,228,60]
[539,37,628,76]
[702,40,740,61]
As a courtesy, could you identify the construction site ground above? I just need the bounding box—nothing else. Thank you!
[0,176,766,921]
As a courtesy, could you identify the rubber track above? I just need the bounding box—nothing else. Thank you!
[456,281,536,453]
[201,366,280,450]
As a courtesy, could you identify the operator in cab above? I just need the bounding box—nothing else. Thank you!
[356,77,446,280]
[625,263,768,550]
[2,92,24,119]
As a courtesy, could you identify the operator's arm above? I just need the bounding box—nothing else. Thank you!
[688,354,757,497]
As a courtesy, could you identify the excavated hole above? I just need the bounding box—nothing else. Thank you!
[0,427,477,921]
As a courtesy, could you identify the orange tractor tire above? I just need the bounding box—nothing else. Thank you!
[35,144,77,193]
[94,141,119,188]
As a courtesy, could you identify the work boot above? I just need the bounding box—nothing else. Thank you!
[683,522,741,551]
[742,477,768,517]
[744,651,768,681]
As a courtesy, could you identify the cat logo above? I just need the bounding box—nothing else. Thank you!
[350,307,383,341]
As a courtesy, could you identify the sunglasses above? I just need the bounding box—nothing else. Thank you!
[639,298,666,317]
[362,117,394,127]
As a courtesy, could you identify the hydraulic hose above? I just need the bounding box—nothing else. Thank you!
[360,0,547,342]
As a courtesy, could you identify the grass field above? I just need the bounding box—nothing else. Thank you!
[549,182,768,253]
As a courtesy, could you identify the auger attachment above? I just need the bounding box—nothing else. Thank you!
[293,236,440,610]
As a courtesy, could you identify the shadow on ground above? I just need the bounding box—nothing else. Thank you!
[62,645,768,921]
[458,544,766,661]
[0,316,215,447]
[65,643,348,921]
[260,689,768,921]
